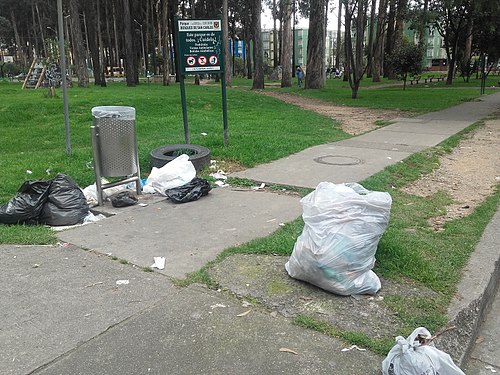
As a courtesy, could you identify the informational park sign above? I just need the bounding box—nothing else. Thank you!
[177,19,224,74]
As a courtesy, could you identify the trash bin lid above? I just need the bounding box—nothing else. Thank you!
[91,106,135,120]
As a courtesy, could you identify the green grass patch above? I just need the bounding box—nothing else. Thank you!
[294,314,394,355]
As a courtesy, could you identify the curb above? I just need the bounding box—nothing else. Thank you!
[436,208,500,366]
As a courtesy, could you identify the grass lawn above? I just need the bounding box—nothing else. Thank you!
[1,77,499,351]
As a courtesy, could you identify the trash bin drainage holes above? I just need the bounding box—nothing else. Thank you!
[313,155,363,166]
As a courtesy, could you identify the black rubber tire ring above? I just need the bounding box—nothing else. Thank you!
[150,144,211,172]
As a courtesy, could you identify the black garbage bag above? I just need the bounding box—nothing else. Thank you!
[164,177,212,204]
[0,180,51,224]
[39,173,90,226]
[110,191,138,207]
[0,173,89,226]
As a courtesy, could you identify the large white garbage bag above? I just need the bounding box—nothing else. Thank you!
[285,182,392,296]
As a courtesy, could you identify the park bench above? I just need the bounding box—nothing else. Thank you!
[409,75,421,85]
[435,74,447,82]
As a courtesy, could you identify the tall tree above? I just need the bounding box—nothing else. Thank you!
[335,0,342,70]
[251,0,264,89]
[372,0,387,81]
[281,0,292,87]
[122,0,138,86]
[305,0,327,89]
[430,0,473,85]
[69,0,89,87]
[344,0,368,98]
[366,0,376,77]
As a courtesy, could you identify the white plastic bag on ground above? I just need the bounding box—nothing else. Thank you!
[382,327,465,375]
[285,182,392,296]
[143,154,196,196]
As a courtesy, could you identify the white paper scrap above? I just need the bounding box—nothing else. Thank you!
[151,256,166,270]
[116,280,130,285]
[341,345,366,352]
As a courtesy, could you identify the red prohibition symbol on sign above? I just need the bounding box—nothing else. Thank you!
[186,56,196,66]
[209,56,218,65]
[198,56,207,65]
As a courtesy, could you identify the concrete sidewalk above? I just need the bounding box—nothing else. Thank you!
[1,91,499,374]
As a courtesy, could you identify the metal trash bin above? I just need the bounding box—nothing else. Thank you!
[91,106,141,206]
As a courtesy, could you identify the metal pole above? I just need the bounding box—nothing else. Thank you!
[57,0,71,154]
[221,72,229,146]
[180,75,190,144]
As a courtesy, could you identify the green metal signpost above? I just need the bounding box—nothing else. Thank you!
[175,18,229,146]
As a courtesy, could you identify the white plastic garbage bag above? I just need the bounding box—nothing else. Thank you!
[382,327,465,375]
[285,182,392,296]
[143,154,196,195]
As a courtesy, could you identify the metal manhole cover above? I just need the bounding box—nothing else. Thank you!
[314,155,363,166]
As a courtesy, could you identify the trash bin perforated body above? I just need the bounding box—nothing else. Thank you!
[91,106,141,205]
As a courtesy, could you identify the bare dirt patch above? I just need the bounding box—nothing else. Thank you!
[259,91,409,135]
[402,117,500,230]
[259,92,500,229]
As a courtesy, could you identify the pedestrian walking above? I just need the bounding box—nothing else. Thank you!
[296,66,304,88]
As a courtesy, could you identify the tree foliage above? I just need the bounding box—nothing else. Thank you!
[386,39,425,89]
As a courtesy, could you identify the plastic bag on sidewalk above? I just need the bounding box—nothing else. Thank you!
[0,180,51,224]
[382,327,465,375]
[285,182,392,296]
[110,191,138,207]
[164,177,211,203]
[143,154,196,195]
[39,173,90,226]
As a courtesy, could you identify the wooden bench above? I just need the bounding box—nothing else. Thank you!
[409,75,421,85]
[435,74,446,82]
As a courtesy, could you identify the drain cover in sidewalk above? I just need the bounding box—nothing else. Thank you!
[314,155,363,166]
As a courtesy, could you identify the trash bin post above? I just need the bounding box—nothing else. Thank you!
[91,106,141,206]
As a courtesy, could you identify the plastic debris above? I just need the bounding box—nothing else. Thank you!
[210,303,226,309]
[110,191,138,207]
[151,256,166,270]
[341,345,366,352]
[252,183,266,190]
[485,365,497,373]
[236,310,251,317]
[382,327,465,375]
[164,177,211,203]
[116,280,130,285]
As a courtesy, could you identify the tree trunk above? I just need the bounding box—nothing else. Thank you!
[418,0,428,46]
[123,0,137,86]
[281,0,292,88]
[112,0,121,68]
[366,0,377,78]
[344,0,367,98]
[10,10,26,67]
[223,0,232,86]
[273,0,278,68]
[97,0,107,86]
[372,0,386,82]
[69,0,89,87]
[251,0,264,89]
[305,0,326,89]
[335,0,342,70]
[162,0,171,85]
[394,0,406,49]
[384,0,396,78]
[83,1,102,85]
